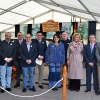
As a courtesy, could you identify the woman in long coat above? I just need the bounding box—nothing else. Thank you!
[67,33,83,92]
[45,34,65,91]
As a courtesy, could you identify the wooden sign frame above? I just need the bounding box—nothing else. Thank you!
[42,20,60,32]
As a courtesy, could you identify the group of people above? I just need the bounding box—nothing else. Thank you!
[67,33,100,95]
[0,31,47,93]
[0,31,100,95]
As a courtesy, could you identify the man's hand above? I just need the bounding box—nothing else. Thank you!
[26,60,29,64]
[28,60,31,64]
[6,58,12,62]
[18,56,21,59]
[26,60,31,64]
[38,56,44,60]
[89,62,94,67]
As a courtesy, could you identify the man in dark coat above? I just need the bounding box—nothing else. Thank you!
[84,34,100,95]
[20,34,37,92]
[0,32,16,93]
[13,32,25,88]
[60,31,71,87]
[33,31,47,89]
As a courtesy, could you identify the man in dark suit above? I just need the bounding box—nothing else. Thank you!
[20,34,37,92]
[61,31,71,85]
[33,31,47,89]
[0,32,16,93]
[13,32,25,88]
[84,34,100,95]
[61,31,72,62]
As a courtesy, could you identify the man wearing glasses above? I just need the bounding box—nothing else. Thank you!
[20,34,37,92]
[14,32,25,88]
[33,31,47,89]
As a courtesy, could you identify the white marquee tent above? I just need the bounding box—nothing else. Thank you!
[0,0,100,33]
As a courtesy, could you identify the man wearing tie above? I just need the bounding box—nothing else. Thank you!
[20,34,37,92]
[0,32,16,93]
[14,32,25,88]
[84,34,100,95]
[33,31,47,89]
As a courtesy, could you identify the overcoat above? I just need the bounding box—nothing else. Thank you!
[67,41,83,79]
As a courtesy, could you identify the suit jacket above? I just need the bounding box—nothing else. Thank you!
[84,43,97,66]
[33,39,47,62]
[61,39,72,61]
[14,39,25,62]
[0,40,16,66]
[19,42,37,67]
[96,42,100,66]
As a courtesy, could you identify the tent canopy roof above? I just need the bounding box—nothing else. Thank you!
[0,0,100,32]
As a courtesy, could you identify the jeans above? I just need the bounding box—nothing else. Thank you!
[22,67,35,89]
[0,63,12,89]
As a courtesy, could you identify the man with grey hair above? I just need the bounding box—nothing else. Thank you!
[14,32,25,88]
[0,32,16,93]
[61,31,71,62]
[60,31,71,87]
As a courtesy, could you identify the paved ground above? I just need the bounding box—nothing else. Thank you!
[0,66,100,100]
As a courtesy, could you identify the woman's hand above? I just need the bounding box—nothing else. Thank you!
[67,60,70,66]
[46,62,49,65]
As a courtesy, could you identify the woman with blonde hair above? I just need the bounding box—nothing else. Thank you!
[67,33,83,92]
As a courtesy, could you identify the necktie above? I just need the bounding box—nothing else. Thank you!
[19,40,22,44]
[90,44,93,53]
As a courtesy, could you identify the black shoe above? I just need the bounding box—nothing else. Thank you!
[39,85,44,89]
[69,89,74,91]
[52,88,55,91]
[76,89,80,92]
[84,89,91,92]
[6,88,12,91]
[95,91,100,95]
[13,83,20,88]
[55,87,58,91]
[27,85,29,88]
[58,85,62,88]
[29,86,36,92]
[22,88,26,92]
[1,89,5,93]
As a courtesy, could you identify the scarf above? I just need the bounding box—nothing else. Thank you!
[72,41,81,49]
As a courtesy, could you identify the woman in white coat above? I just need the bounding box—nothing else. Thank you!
[67,33,83,92]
